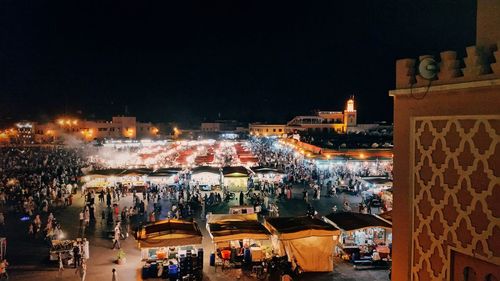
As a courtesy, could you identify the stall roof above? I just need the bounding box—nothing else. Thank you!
[324,212,392,231]
[207,214,270,242]
[86,169,126,176]
[222,166,250,176]
[360,177,393,186]
[136,219,203,248]
[121,168,154,176]
[265,216,340,240]
[377,210,392,223]
[192,166,220,174]
[251,166,284,174]
[148,168,181,177]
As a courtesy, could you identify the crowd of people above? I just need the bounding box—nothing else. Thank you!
[248,138,393,214]
[0,146,84,216]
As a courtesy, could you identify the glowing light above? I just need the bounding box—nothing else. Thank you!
[346,99,355,112]
[57,119,64,125]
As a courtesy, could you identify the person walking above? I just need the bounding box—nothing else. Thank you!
[112,226,121,249]
[58,253,64,276]
[112,268,118,281]
[73,244,81,268]
[239,191,244,206]
[75,259,86,281]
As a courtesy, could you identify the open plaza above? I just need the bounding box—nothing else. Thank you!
[0,137,393,281]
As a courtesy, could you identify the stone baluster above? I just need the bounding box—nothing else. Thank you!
[462,45,492,78]
[438,51,462,82]
[490,42,500,75]
[395,58,416,88]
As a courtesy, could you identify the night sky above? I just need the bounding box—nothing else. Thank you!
[0,0,476,126]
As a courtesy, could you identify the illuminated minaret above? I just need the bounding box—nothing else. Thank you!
[343,96,357,128]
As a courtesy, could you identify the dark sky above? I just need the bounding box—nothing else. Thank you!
[0,0,476,126]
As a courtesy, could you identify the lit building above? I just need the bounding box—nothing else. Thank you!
[248,124,289,136]
[389,2,500,280]
[249,97,377,136]
[15,122,35,143]
[33,116,160,142]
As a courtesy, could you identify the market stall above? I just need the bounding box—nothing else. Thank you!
[323,212,392,265]
[251,166,285,186]
[222,166,250,192]
[49,239,89,266]
[135,219,204,280]
[264,216,340,272]
[148,168,181,185]
[206,214,272,269]
[191,166,221,188]
[82,169,125,192]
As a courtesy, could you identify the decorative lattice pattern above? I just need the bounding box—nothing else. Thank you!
[412,116,500,281]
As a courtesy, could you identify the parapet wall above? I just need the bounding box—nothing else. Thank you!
[395,42,500,89]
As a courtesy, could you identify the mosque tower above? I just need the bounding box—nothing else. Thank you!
[343,96,357,129]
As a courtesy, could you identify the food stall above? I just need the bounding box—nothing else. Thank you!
[50,240,75,264]
[191,166,221,188]
[148,168,181,185]
[206,214,272,269]
[359,177,393,193]
[323,212,392,265]
[82,169,125,192]
[119,168,152,192]
[222,166,250,192]
[264,216,340,272]
[135,219,203,280]
[251,166,285,185]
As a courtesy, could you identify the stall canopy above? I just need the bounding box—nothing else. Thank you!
[85,169,126,176]
[192,166,220,175]
[265,216,340,240]
[360,177,393,188]
[324,212,392,232]
[148,168,181,177]
[136,219,203,248]
[377,210,392,223]
[207,214,270,243]
[264,216,340,272]
[120,168,153,176]
[222,166,250,177]
[250,166,284,175]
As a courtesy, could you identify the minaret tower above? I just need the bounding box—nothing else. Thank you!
[343,96,357,131]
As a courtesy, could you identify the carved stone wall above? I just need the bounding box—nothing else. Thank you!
[412,116,500,281]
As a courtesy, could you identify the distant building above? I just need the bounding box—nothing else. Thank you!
[249,97,381,136]
[33,116,160,142]
[248,124,289,136]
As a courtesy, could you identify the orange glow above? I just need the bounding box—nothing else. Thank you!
[346,99,355,112]
[151,127,159,134]
[126,128,134,137]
